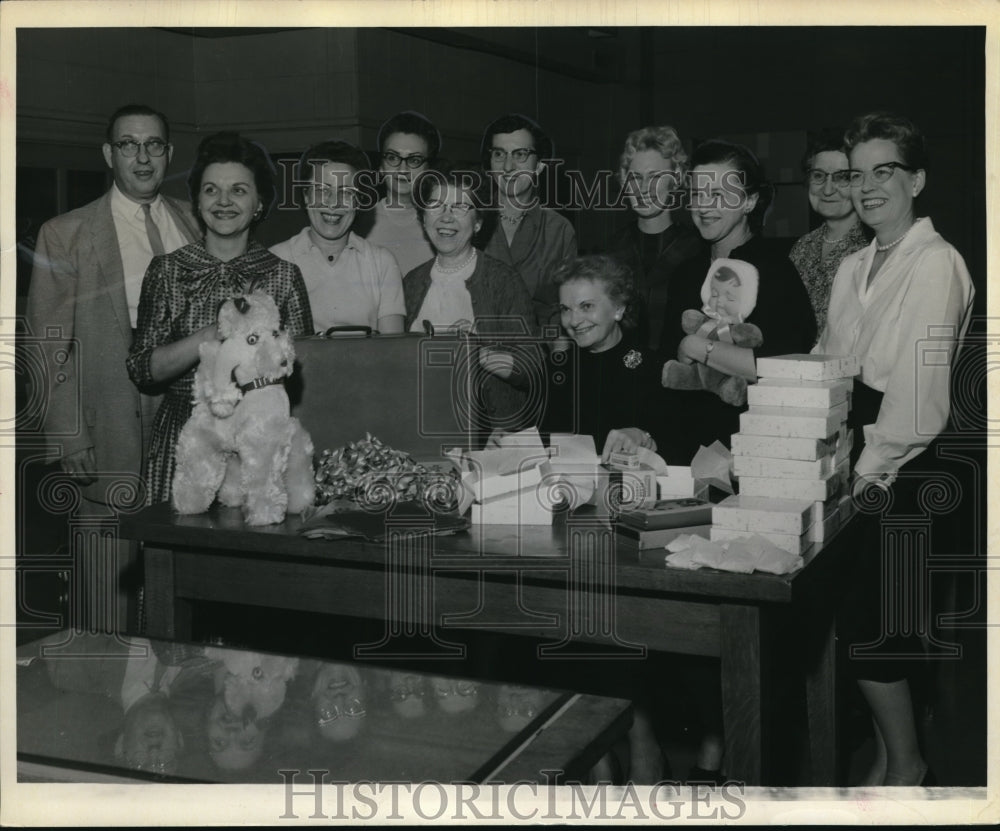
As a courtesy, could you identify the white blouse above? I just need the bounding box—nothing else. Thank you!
[814,217,974,484]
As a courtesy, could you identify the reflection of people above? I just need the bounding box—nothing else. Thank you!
[25,103,200,627]
[115,693,184,775]
[270,140,404,334]
[789,129,869,337]
[429,677,479,715]
[126,132,313,506]
[312,662,367,742]
[363,111,439,276]
[207,694,267,771]
[386,671,427,719]
[481,113,577,327]
[538,255,663,460]
[610,126,703,350]
[659,139,816,463]
[495,685,545,733]
[816,112,974,787]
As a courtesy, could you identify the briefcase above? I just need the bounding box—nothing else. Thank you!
[289,327,484,460]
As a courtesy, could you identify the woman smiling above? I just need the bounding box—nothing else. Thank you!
[127,132,312,506]
[402,168,537,432]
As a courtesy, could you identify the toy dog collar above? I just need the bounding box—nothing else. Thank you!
[238,376,284,394]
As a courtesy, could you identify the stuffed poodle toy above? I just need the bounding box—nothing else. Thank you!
[172,291,315,526]
[202,645,300,725]
[661,259,763,407]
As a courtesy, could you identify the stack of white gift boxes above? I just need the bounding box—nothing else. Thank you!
[711,354,860,557]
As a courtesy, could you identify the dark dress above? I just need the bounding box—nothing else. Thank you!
[658,235,817,464]
[609,220,705,352]
[403,252,539,434]
[126,240,313,505]
[539,336,664,453]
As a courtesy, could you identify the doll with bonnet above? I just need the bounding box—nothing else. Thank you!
[661,258,763,406]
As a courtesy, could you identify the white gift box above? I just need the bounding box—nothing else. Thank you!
[739,401,849,439]
[712,493,814,535]
[731,431,840,461]
[471,487,553,525]
[747,377,852,409]
[756,353,861,381]
[738,468,841,501]
[733,453,835,480]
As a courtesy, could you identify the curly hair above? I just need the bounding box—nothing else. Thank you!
[844,111,929,170]
[414,164,498,249]
[187,131,277,232]
[551,255,640,331]
[690,139,773,235]
[618,125,688,181]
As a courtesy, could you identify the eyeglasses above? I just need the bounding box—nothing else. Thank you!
[305,184,359,207]
[807,168,852,188]
[382,150,427,169]
[316,699,367,724]
[425,202,475,217]
[111,139,168,158]
[847,162,916,188]
[489,147,536,165]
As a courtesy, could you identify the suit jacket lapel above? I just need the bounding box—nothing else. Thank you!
[90,192,132,342]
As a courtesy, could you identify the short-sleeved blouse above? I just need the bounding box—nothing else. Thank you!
[127,240,313,505]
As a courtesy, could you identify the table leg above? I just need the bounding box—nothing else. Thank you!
[720,604,766,784]
[142,545,190,641]
[805,618,838,785]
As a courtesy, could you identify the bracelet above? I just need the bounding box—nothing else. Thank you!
[704,340,716,364]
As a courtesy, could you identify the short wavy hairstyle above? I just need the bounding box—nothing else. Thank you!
[106,102,170,144]
[376,111,442,160]
[187,131,277,232]
[689,139,773,235]
[801,127,848,174]
[550,254,640,331]
[618,125,688,181]
[414,164,498,250]
[481,113,554,167]
[844,111,929,171]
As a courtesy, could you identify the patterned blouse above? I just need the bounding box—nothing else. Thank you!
[127,240,313,505]
[789,219,868,338]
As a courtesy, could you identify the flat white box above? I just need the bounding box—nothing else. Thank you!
[747,378,851,409]
[808,506,841,542]
[657,468,709,499]
[733,453,834,479]
[731,432,839,461]
[471,487,552,525]
[711,525,812,555]
[738,469,841,501]
[712,494,814,535]
[756,353,861,381]
[740,401,850,439]
[466,464,543,502]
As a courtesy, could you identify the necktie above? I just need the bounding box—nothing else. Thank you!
[142,202,166,256]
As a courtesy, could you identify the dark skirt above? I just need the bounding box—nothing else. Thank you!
[839,380,936,683]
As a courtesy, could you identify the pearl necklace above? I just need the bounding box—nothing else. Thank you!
[435,249,477,274]
[876,225,913,252]
[500,212,525,226]
[821,229,845,245]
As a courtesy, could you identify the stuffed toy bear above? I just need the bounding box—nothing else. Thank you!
[172,291,315,526]
[661,259,763,406]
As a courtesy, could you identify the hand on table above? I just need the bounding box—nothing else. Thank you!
[601,427,655,462]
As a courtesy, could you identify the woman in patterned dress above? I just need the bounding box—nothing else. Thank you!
[127,132,312,506]
[789,129,869,338]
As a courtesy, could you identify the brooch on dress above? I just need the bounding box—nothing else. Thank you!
[623,349,643,369]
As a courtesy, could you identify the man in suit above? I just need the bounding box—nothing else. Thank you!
[25,103,200,631]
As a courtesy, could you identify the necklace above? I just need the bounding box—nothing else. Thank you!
[821,228,844,245]
[876,225,913,252]
[435,249,477,274]
[500,213,525,226]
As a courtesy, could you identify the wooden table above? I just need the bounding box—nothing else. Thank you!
[121,503,852,786]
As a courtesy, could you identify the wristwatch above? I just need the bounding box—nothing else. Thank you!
[704,340,716,364]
